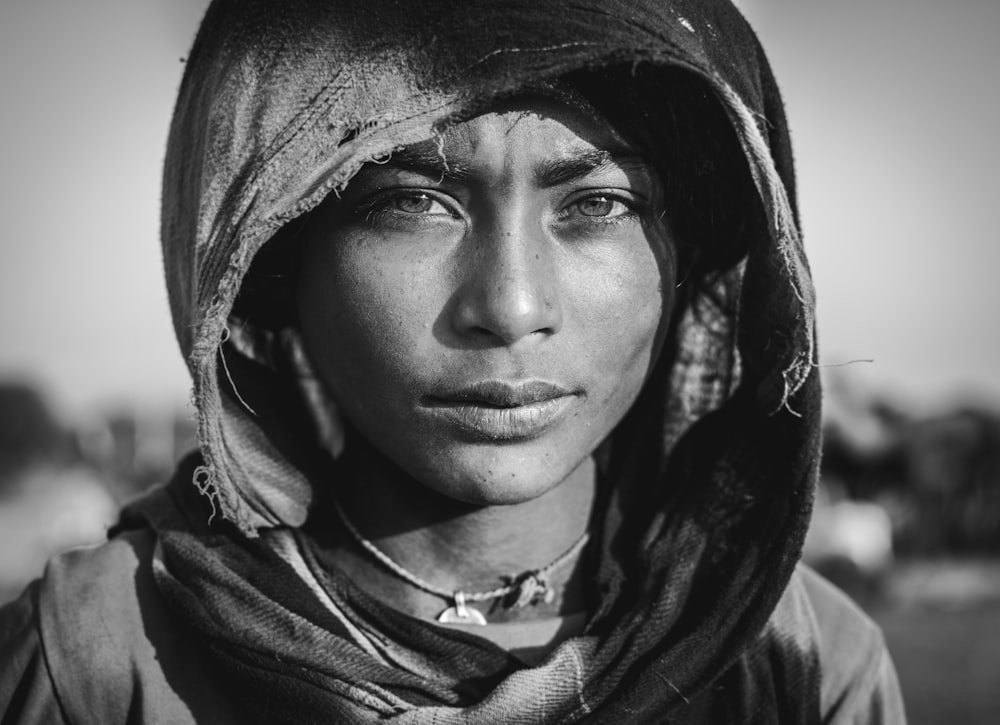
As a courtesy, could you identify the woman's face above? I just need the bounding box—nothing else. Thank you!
[297,97,676,505]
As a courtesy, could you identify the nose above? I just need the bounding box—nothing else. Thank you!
[451,221,563,346]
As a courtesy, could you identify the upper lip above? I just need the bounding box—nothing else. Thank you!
[427,380,575,408]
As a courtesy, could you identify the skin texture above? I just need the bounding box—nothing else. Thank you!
[295,96,677,626]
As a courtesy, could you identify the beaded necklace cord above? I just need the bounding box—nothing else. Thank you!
[331,498,590,625]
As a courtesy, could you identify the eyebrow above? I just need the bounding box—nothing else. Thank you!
[381,142,649,186]
[536,148,649,188]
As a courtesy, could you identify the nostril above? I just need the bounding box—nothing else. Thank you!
[468,324,497,339]
[454,288,562,346]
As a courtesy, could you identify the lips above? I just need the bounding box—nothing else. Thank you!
[423,380,580,441]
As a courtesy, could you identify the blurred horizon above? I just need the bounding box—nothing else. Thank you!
[1,0,999,417]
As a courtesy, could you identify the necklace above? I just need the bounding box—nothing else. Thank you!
[331,498,590,626]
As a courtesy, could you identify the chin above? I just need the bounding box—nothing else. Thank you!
[409,445,581,507]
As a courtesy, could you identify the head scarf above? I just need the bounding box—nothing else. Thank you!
[124,1,823,721]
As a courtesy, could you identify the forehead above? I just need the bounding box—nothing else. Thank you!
[386,96,648,180]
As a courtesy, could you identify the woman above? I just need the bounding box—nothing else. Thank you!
[0,1,905,722]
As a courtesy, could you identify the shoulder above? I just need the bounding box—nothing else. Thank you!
[0,581,69,724]
[37,531,156,677]
[789,565,908,724]
[40,528,153,623]
[2,531,231,725]
[39,532,182,724]
[0,535,150,725]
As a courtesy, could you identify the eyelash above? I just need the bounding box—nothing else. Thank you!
[354,188,645,229]
[557,192,643,226]
[356,189,460,225]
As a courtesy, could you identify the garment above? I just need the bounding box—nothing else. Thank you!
[0,511,901,724]
[1,0,904,722]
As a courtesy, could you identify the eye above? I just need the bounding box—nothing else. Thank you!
[354,189,461,227]
[559,192,643,225]
[575,195,630,217]
[389,191,451,215]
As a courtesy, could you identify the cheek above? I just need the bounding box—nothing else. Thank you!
[296,236,441,393]
[573,229,675,384]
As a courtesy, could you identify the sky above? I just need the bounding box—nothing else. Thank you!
[1,1,998,416]
[743,0,1000,411]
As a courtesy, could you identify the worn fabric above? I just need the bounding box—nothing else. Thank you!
[2,0,905,722]
[0,511,905,724]
[164,0,814,536]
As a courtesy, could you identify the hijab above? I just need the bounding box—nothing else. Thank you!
[127,1,823,721]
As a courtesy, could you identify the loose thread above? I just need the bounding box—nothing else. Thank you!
[218,327,258,416]
[655,672,691,706]
[192,465,220,526]
[813,358,875,369]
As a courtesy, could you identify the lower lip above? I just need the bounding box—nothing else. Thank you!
[425,396,576,441]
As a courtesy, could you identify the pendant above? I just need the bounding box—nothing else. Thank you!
[436,591,487,625]
[512,572,554,608]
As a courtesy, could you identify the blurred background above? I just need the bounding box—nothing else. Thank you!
[0,1,997,721]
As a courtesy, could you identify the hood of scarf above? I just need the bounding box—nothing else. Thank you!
[143,0,822,720]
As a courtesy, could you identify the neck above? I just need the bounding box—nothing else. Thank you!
[324,436,596,623]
